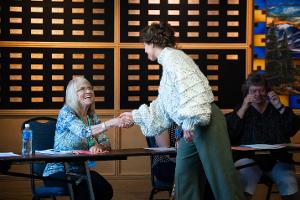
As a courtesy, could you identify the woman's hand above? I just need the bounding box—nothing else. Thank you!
[183,130,194,142]
[105,115,133,128]
[89,144,109,154]
[91,113,134,136]
[119,112,134,128]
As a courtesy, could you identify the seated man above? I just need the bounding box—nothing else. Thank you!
[226,72,300,200]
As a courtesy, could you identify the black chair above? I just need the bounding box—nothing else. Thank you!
[22,117,70,200]
[145,136,175,200]
[259,175,275,200]
[0,160,11,173]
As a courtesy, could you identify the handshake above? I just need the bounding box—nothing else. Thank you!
[116,112,135,128]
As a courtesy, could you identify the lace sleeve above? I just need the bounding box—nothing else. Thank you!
[132,96,173,137]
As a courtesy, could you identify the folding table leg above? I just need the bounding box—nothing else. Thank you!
[64,163,75,200]
[84,161,95,200]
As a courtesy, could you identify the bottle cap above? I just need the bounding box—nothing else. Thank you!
[25,124,30,128]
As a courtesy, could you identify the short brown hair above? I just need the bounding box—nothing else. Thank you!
[140,22,176,48]
[242,72,270,97]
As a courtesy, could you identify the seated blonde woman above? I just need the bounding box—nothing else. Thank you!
[43,77,131,200]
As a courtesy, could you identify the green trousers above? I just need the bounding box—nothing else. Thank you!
[175,103,245,200]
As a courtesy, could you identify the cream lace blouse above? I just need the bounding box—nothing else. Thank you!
[132,47,214,136]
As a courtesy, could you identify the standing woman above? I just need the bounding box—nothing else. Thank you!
[43,77,130,200]
[120,22,245,200]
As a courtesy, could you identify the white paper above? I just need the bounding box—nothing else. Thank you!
[240,144,286,150]
[144,147,176,151]
[0,152,20,157]
[35,149,73,155]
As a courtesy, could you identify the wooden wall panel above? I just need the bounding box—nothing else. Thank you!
[0,1,299,197]
[119,126,150,175]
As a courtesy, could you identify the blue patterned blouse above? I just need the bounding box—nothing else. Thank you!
[43,105,111,176]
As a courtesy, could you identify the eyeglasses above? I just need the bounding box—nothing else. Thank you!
[248,88,266,95]
[77,86,93,93]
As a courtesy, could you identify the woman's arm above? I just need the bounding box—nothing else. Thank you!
[90,114,131,150]
[155,130,170,147]
[91,116,131,136]
[96,132,111,150]
[154,129,176,162]
[88,114,112,152]
[58,106,93,138]
[131,95,173,137]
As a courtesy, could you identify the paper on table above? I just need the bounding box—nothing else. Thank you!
[231,146,258,151]
[144,147,176,151]
[240,144,286,150]
[35,149,73,155]
[72,150,109,154]
[285,143,300,148]
[0,152,20,157]
[73,150,92,154]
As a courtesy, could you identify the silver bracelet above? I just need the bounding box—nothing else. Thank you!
[101,122,107,132]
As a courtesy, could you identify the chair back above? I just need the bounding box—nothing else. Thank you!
[145,136,174,200]
[146,136,158,148]
[22,117,70,199]
[22,117,57,176]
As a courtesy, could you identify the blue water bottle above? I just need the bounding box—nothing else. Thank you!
[175,128,183,141]
[175,127,183,149]
[22,124,32,156]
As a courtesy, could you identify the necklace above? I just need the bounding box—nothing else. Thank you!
[81,115,91,127]
[81,116,99,148]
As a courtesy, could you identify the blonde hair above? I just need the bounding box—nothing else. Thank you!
[65,76,95,116]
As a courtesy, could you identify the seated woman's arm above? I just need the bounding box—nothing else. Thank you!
[91,117,131,136]
[155,130,176,163]
[89,115,122,153]
[155,130,171,148]
[89,136,111,154]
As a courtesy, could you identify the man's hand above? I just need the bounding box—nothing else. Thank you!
[242,94,256,109]
[268,91,282,109]
[237,94,255,119]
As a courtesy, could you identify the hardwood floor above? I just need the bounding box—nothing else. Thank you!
[0,175,286,200]
[0,175,155,200]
